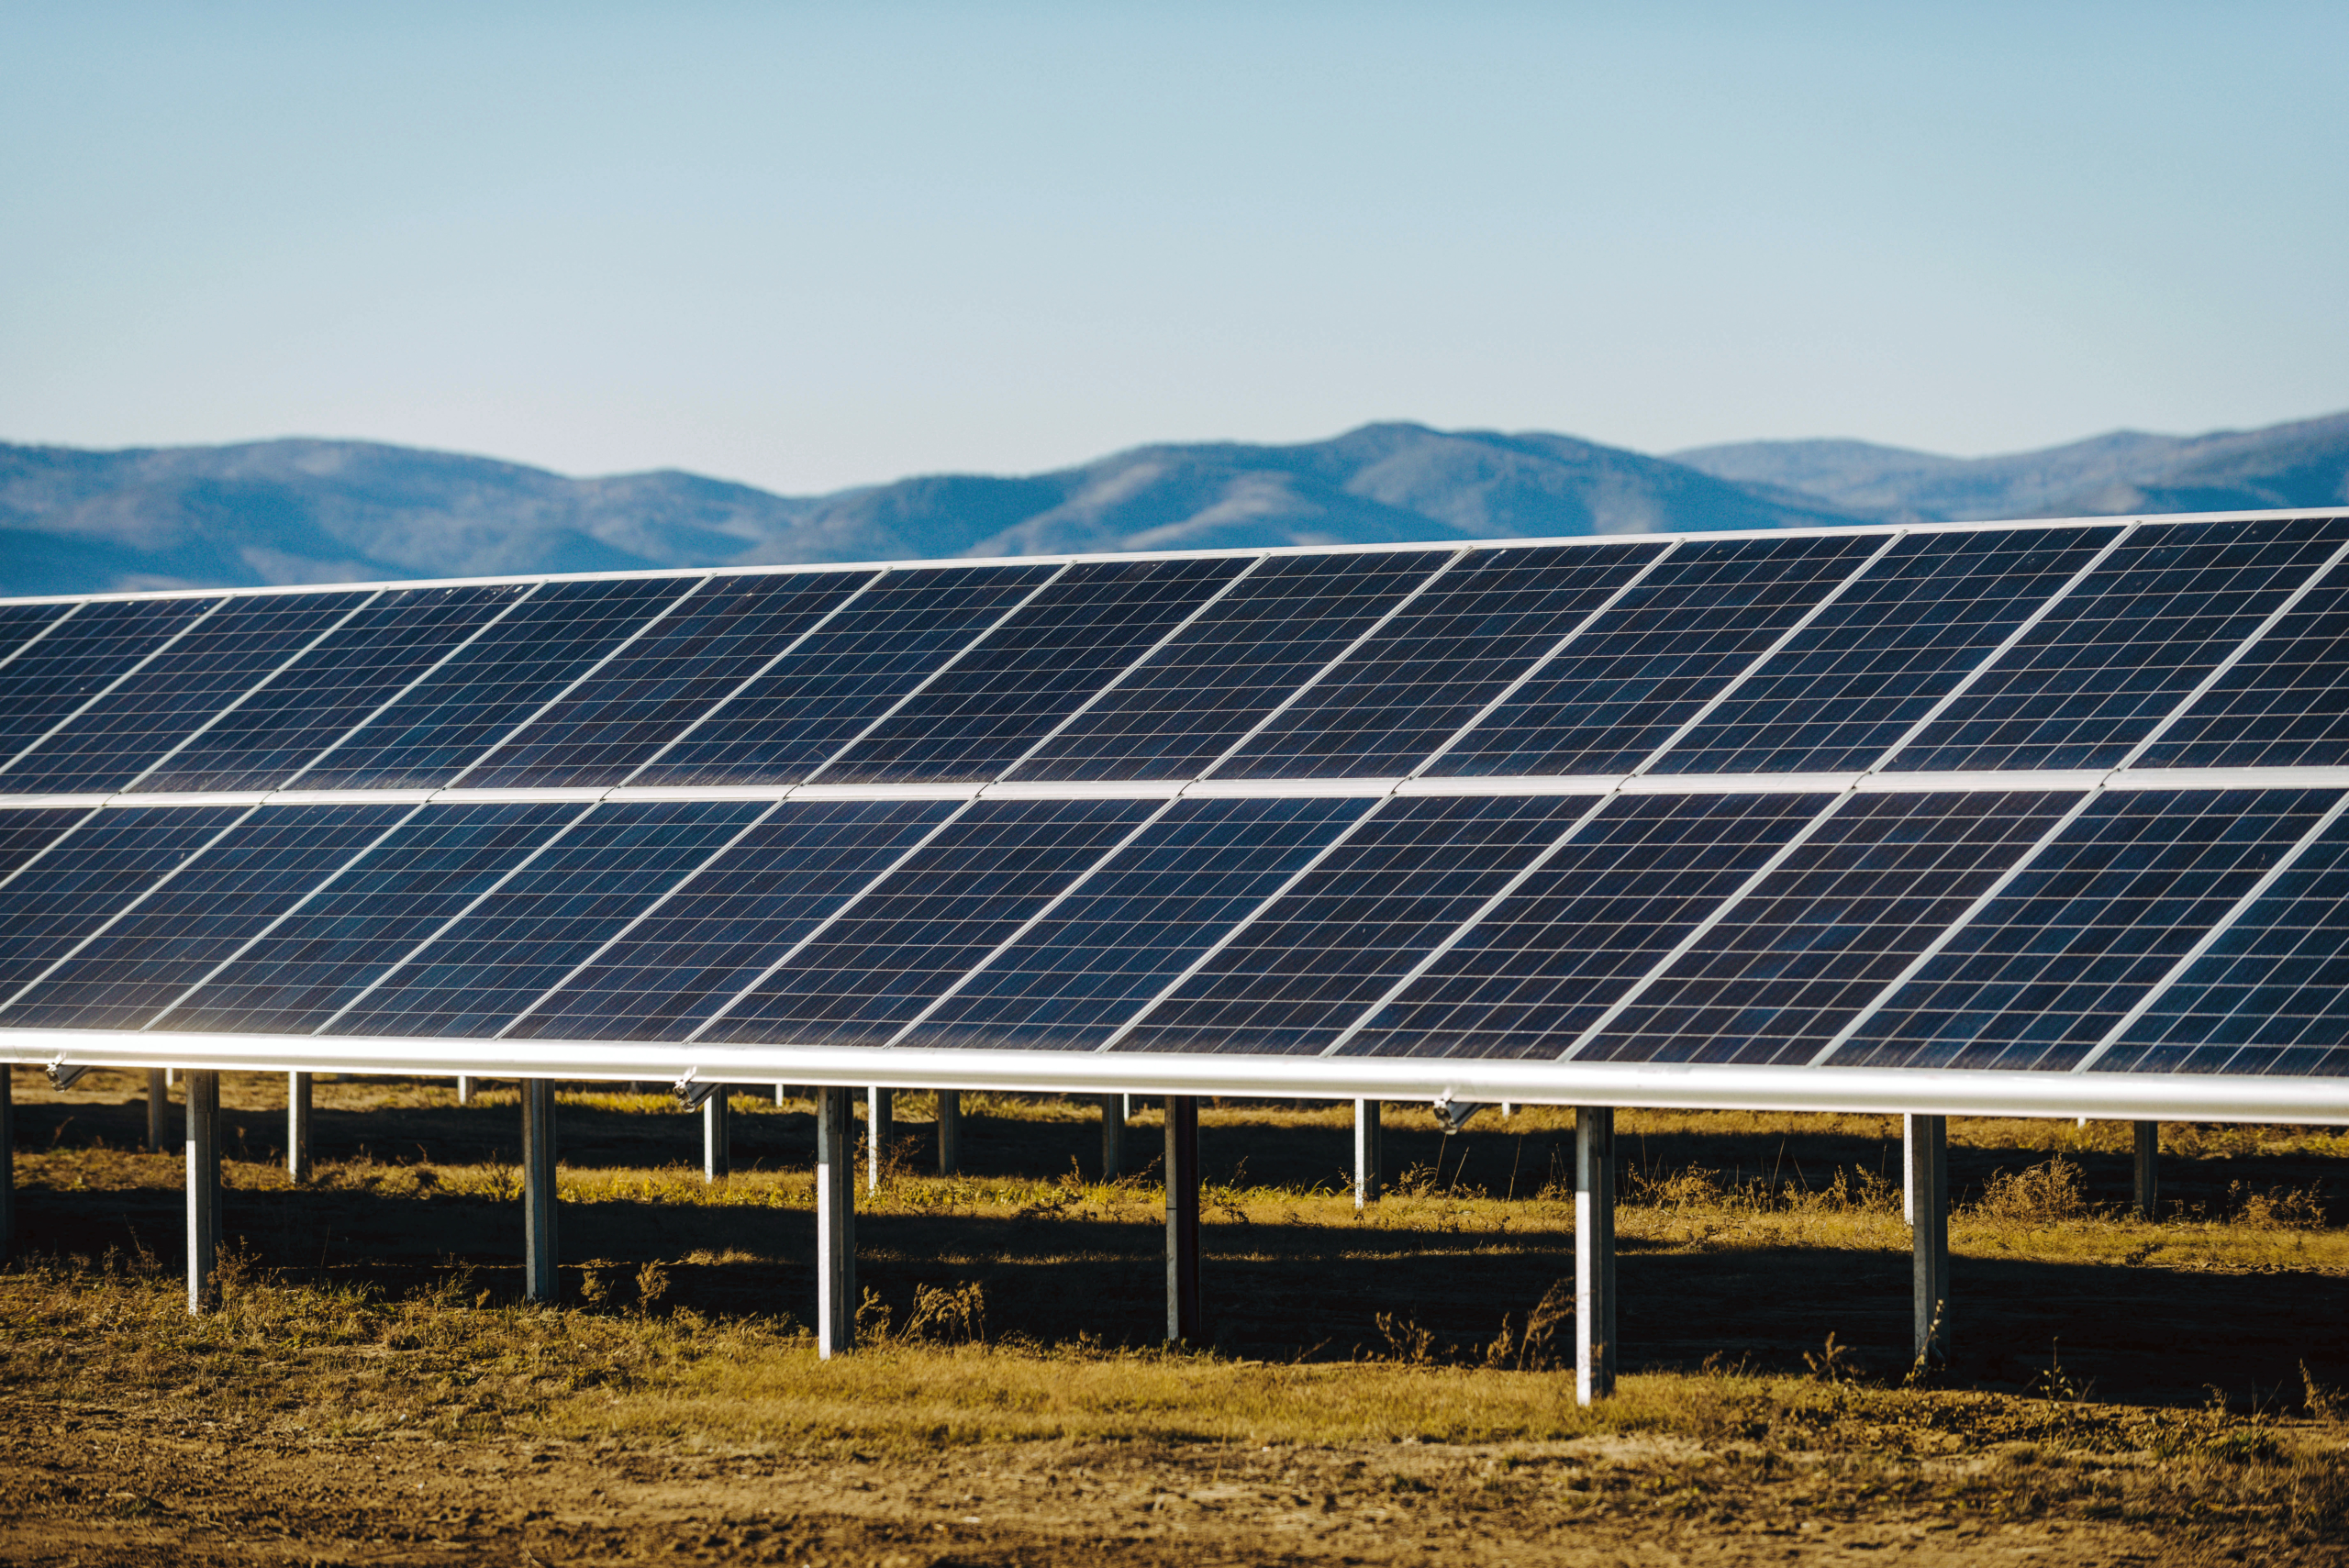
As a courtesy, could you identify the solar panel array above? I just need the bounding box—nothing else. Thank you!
[5,511,2349,1082]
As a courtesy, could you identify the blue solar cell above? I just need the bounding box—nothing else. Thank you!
[156,802,587,1034]
[1008,550,1456,782]
[2094,803,2349,1076]
[1891,516,2349,773]
[454,572,879,789]
[505,797,963,1040]
[0,603,74,673]
[624,565,1060,786]
[1835,788,2342,1072]
[1570,791,2080,1065]
[2137,556,2349,770]
[820,557,1253,784]
[326,800,779,1037]
[0,806,249,999]
[3,592,375,795]
[0,806,90,882]
[1431,534,1889,779]
[1218,543,1668,780]
[287,577,698,789]
[1341,792,1833,1059]
[903,795,1373,1050]
[2,803,418,1029]
[704,797,1165,1047]
[132,584,534,793]
[1111,794,1615,1055]
[0,597,226,773]
[1652,528,2115,774]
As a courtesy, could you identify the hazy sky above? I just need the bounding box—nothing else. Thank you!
[6,3,2345,494]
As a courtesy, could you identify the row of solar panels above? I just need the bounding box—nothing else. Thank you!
[5,514,2349,797]
[2,780,2342,1078]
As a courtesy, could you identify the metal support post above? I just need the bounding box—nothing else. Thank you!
[816,1085,857,1357]
[521,1078,558,1304]
[286,1072,312,1183]
[1901,1114,1915,1225]
[2133,1120,2159,1220]
[456,1074,474,1106]
[937,1089,962,1175]
[1909,1112,1949,1369]
[147,1068,168,1153]
[185,1070,221,1314]
[1100,1093,1126,1180]
[1164,1095,1202,1344]
[0,1067,14,1264]
[704,1089,730,1183]
[1353,1098,1382,1208]
[1575,1106,1616,1403]
[865,1086,893,1190]
[775,1083,788,1107]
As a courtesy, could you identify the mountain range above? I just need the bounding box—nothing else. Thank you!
[3,409,2346,597]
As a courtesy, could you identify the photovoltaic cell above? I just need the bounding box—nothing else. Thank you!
[322,800,779,1036]
[1571,791,2079,1066]
[819,557,1252,784]
[1218,543,1667,780]
[454,573,879,789]
[905,795,1373,1050]
[1,803,417,1029]
[0,597,224,771]
[2094,806,2349,1079]
[505,798,963,1041]
[2,592,375,795]
[0,806,248,997]
[287,577,696,789]
[705,797,1164,1047]
[1111,794,1611,1056]
[1836,788,2343,1073]
[624,565,1059,786]
[131,584,534,793]
[1431,534,1887,778]
[1891,516,2349,773]
[0,603,73,671]
[155,802,586,1034]
[0,806,92,882]
[1652,528,2114,774]
[1341,792,1832,1059]
[2137,562,2349,770]
[1008,550,1455,782]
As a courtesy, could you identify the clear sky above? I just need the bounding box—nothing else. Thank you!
[6,2,2345,495]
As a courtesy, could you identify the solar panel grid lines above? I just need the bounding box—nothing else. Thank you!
[1315,791,1619,1056]
[0,803,421,1030]
[1625,529,1909,776]
[1188,548,1473,781]
[1836,787,2345,1073]
[0,804,271,1014]
[441,575,717,787]
[110,590,388,794]
[904,795,1373,1051]
[489,797,788,1038]
[1428,531,1898,779]
[818,556,1261,786]
[1892,516,2349,774]
[2070,789,2349,1073]
[0,601,83,681]
[1093,795,1398,1050]
[1573,790,2082,1068]
[0,595,232,780]
[1007,549,1460,783]
[798,561,1079,784]
[0,805,250,1000]
[1217,542,1670,783]
[878,795,1186,1045]
[678,798,985,1043]
[302,800,607,1035]
[2140,571,2349,772]
[0,806,102,897]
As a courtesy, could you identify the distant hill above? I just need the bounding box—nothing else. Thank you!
[1674,410,2349,522]
[0,424,1860,596]
[5,409,2346,597]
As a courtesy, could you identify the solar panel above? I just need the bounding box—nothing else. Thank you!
[6,509,2349,1108]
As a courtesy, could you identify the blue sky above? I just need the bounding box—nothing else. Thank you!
[5,3,2345,493]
